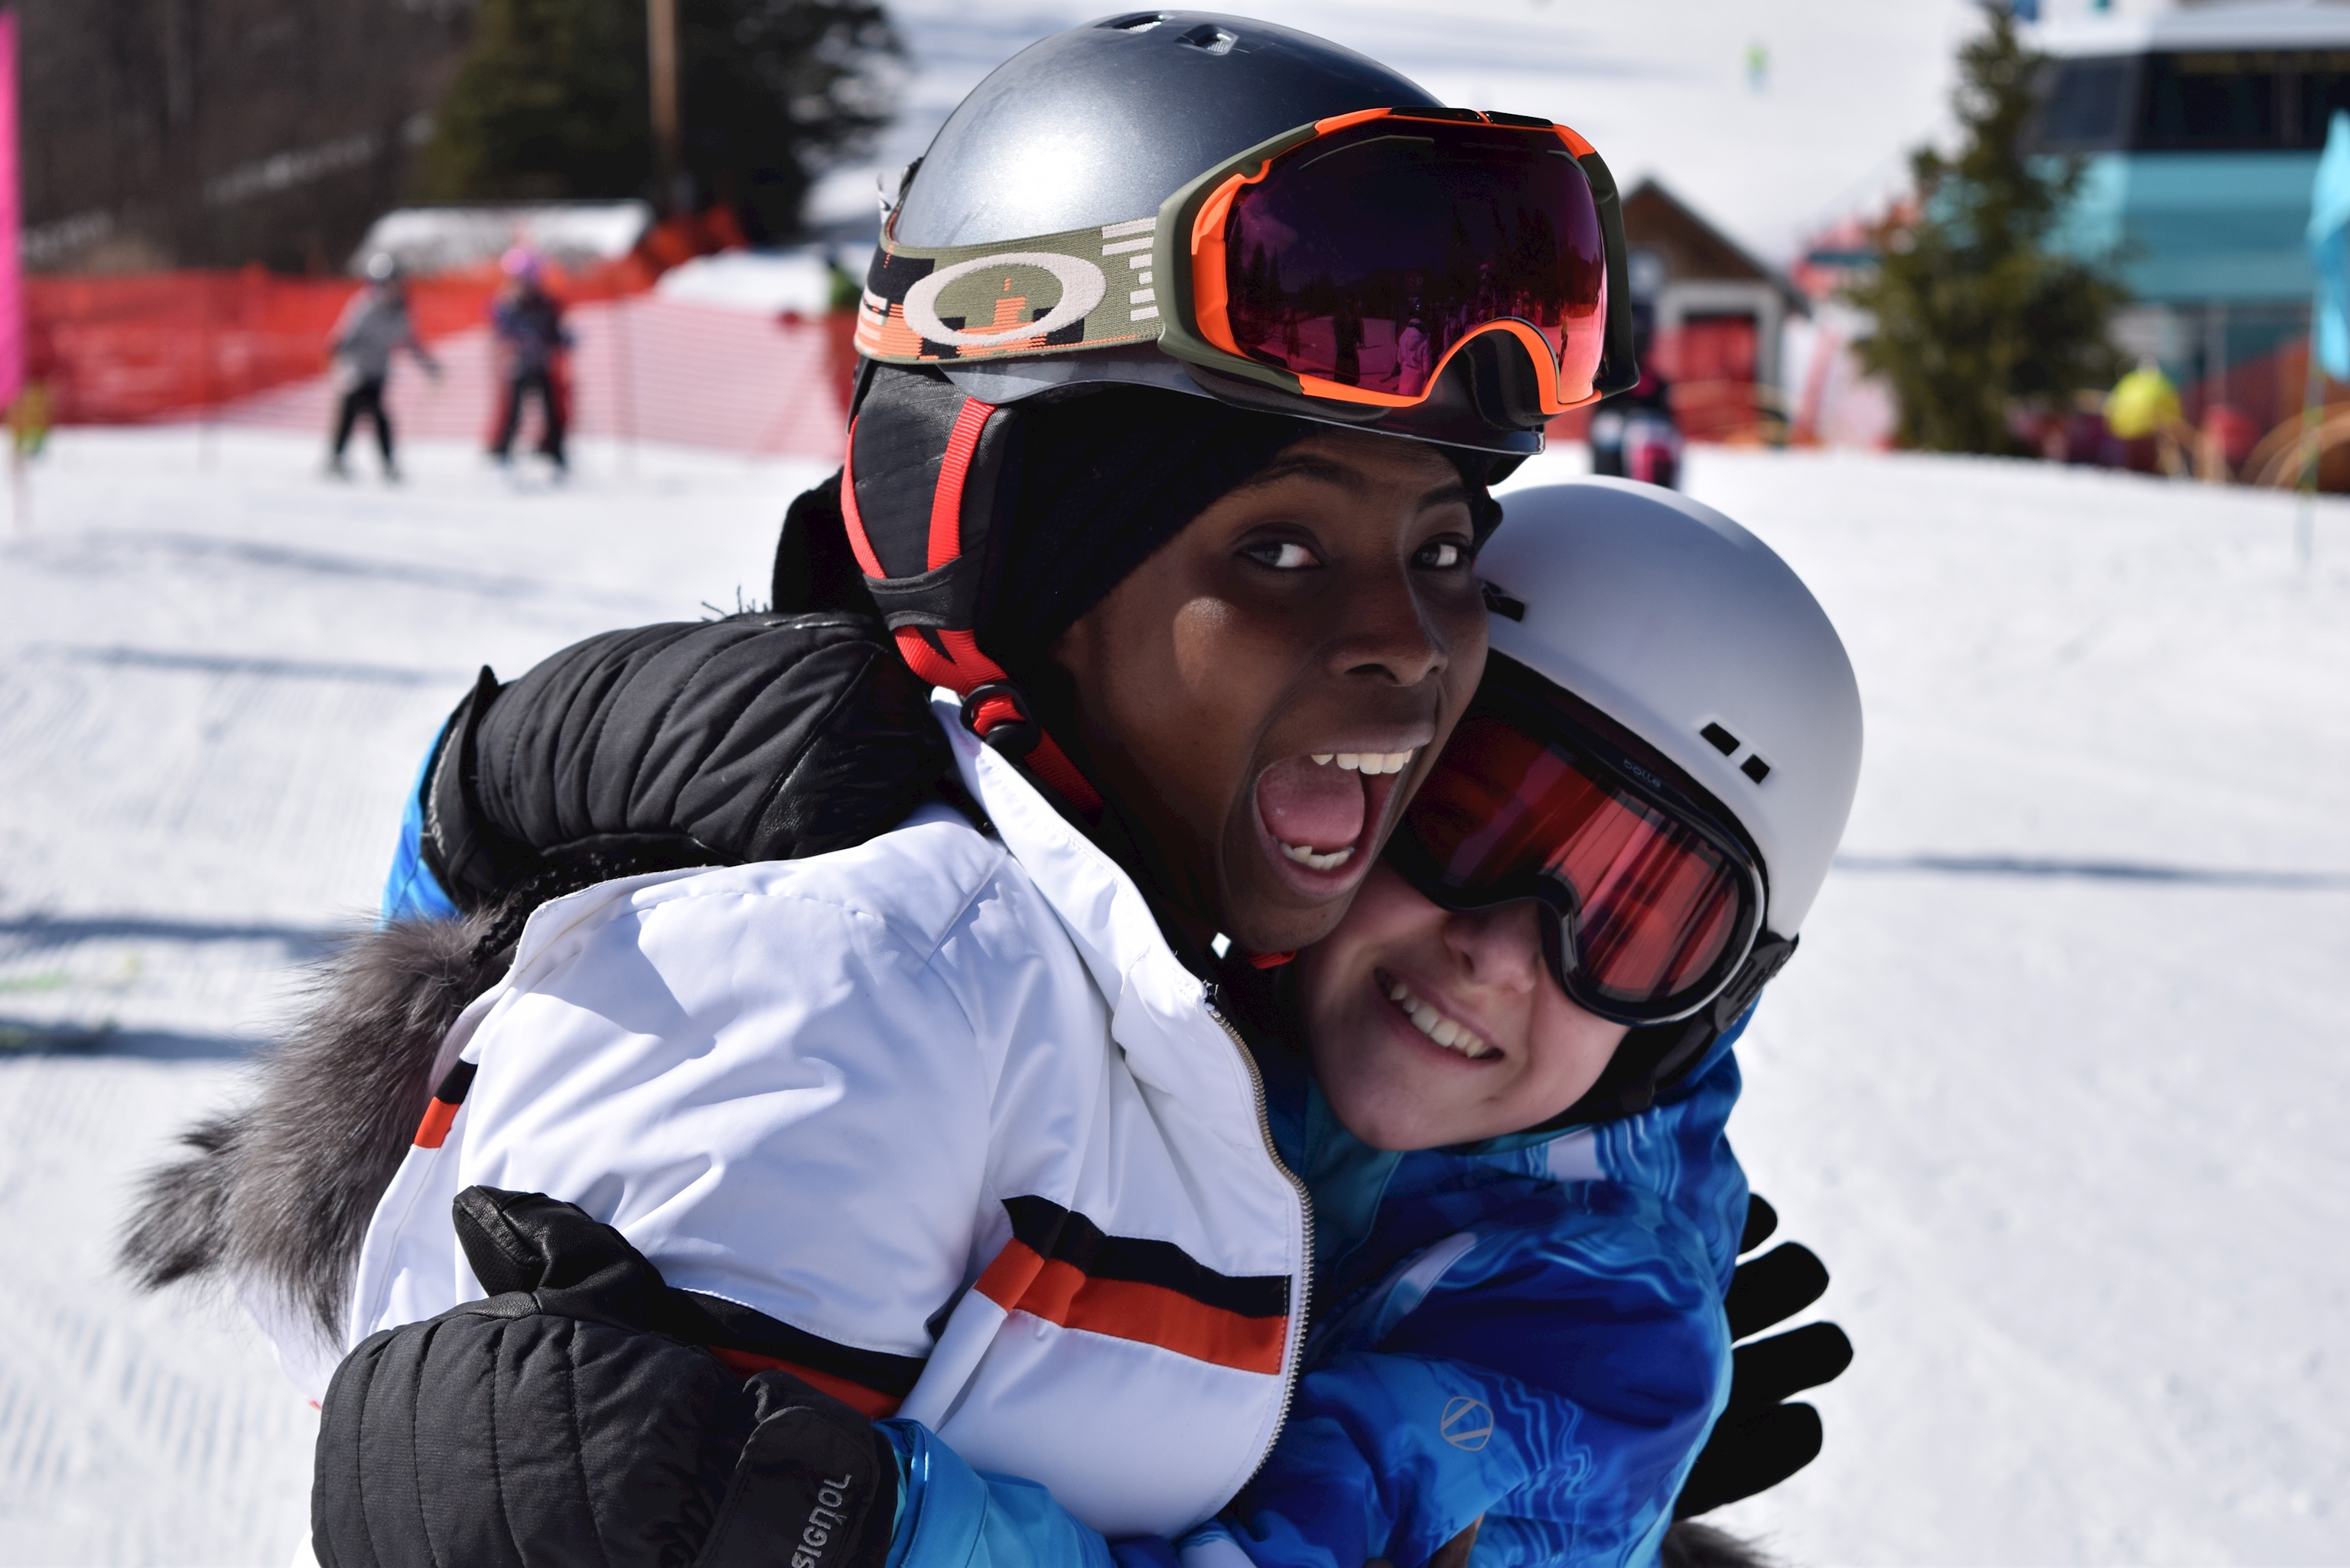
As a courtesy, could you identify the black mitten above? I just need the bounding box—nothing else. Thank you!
[1674,1196,1854,1519]
[313,1186,896,1568]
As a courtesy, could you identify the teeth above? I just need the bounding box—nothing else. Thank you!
[1384,975,1493,1059]
[1281,841,1355,871]
[1316,749,1416,775]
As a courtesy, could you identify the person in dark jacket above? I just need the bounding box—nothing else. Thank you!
[489,246,571,473]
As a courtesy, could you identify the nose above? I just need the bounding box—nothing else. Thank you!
[1440,901,1544,996]
[1326,558,1447,689]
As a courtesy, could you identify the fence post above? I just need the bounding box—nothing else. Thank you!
[613,292,637,477]
[197,272,217,471]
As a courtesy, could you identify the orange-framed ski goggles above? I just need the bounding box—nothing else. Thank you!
[856,108,1636,419]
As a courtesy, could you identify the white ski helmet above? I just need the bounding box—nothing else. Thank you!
[1474,478,1862,942]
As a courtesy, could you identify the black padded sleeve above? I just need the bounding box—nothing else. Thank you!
[418,612,950,914]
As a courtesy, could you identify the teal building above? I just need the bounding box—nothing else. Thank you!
[2032,2,2350,396]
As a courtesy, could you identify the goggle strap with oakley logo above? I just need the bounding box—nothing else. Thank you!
[859,217,1169,365]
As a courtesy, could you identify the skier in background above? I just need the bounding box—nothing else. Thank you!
[327,252,439,481]
[1586,255,1684,489]
[489,246,571,474]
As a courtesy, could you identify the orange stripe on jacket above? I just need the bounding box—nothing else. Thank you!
[977,1240,1287,1377]
[412,1098,461,1149]
[709,1347,906,1420]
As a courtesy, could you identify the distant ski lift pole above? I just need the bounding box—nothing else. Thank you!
[647,0,685,214]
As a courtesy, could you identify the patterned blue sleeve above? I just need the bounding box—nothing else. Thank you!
[1215,1187,1731,1568]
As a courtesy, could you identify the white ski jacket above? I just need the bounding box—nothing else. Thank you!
[324,698,1312,1540]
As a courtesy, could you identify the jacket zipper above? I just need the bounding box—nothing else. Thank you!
[1204,993,1313,1479]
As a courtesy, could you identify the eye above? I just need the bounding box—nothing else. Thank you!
[1244,540,1322,571]
[1415,539,1469,569]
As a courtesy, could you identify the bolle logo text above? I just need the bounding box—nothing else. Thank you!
[1440,1395,1493,1451]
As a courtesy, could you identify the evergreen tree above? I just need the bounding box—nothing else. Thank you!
[416,0,900,241]
[1847,3,2126,454]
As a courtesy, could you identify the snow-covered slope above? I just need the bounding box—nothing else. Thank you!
[2,429,2345,1564]
[0,432,815,1564]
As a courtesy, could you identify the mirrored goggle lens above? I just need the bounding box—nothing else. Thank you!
[1220,120,1610,400]
[1403,716,1749,1008]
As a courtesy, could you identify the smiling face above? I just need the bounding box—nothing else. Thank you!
[1048,429,1488,956]
[1299,863,1631,1150]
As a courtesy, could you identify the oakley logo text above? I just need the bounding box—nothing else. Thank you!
[902,253,1107,348]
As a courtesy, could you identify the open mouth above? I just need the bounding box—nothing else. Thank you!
[1253,749,1417,885]
[1378,968,1496,1060]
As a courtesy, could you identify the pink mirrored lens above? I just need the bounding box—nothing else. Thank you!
[1222,121,1609,398]
[1406,717,1743,1007]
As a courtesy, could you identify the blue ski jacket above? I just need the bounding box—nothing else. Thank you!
[377,760,1747,1568]
[1186,1026,1748,1568]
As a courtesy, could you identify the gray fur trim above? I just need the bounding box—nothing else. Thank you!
[118,911,507,1336]
[1662,1522,1779,1568]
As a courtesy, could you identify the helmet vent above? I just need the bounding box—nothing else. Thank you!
[1741,755,1772,784]
[1701,722,1740,756]
[1178,22,1238,54]
[1102,13,1166,31]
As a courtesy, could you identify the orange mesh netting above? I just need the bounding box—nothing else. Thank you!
[24,258,657,427]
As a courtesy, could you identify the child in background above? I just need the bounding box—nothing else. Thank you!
[326,252,439,482]
[488,246,571,473]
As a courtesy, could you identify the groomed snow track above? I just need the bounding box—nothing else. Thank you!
[1,428,2345,1565]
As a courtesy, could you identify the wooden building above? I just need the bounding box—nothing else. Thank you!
[1620,177,1808,428]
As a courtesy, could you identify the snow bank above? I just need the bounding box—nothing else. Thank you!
[350,202,654,278]
[653,247,874,317]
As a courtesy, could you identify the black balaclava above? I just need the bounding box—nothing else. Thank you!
[978,385,1505,680]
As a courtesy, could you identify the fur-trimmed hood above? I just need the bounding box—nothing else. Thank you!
[119,911,507,1337]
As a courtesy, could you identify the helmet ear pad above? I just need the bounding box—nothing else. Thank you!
[836,367,1105,810]
[842,366,1024,670]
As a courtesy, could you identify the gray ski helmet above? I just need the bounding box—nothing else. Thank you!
[893,14,1437,247]
[871,11,1631,454]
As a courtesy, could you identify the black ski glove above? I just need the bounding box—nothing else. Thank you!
[313,1186,897,1568]
[1674,1196,1854,1519]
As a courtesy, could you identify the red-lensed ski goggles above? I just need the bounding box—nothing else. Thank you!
[857,108,1636,434]
[1386,659,1769,1026]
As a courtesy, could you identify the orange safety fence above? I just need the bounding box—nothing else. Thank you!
[24,259,660,426]
[18,207,760,428]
